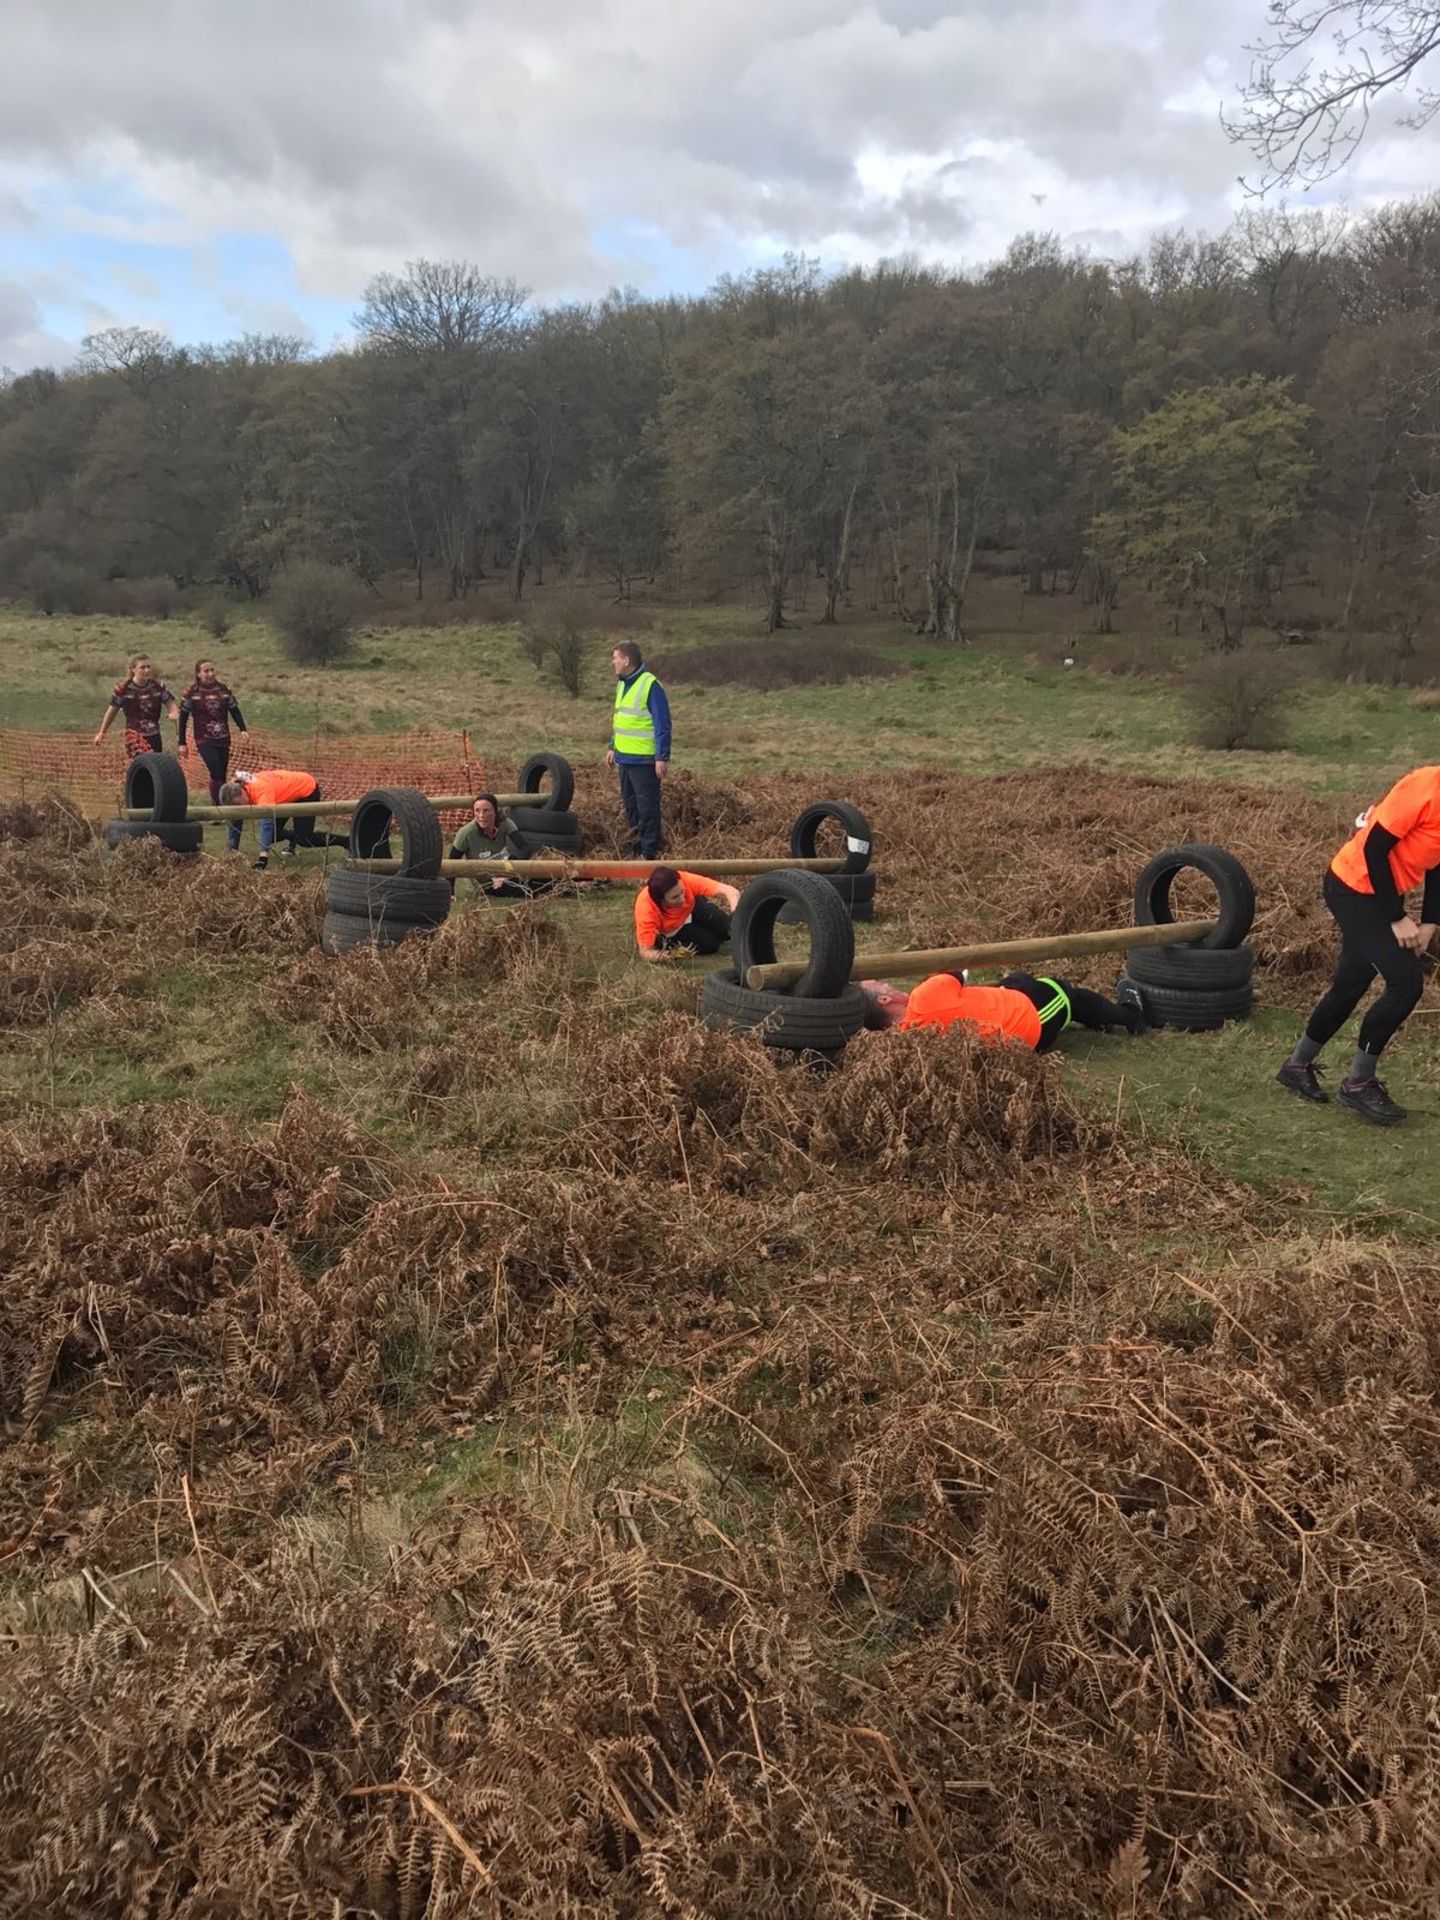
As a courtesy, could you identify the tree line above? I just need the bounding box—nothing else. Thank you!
[3,198,1440,651]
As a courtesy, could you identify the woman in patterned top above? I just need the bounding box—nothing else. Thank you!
[179,657,252,850]
[92,653,179,759]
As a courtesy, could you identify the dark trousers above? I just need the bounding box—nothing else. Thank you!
[1001,971,1139,1051]
[617,759,663,859]
[654,897,731,956]
[1304,870,1425,1059]
[195,738,241,846]
[269,785,349,854]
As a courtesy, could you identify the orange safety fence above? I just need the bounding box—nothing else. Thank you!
[0,727,521,830]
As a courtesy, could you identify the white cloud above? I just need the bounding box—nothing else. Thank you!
[0,0,1438,367]
[0,281,79,374]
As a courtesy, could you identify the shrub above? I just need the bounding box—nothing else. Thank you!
[1185,651,1291,751]
[654,637,899,691]
[520,592,591,698]
[1412,686,1440,712]
[21,557,97,617]
[204,601,233,641]
[267,560,361,665]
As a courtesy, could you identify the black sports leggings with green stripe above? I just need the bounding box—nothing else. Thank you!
[1001,971,1140,1051]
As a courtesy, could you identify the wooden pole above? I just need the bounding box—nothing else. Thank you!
[122,791,539,823]
[744,917,1218,993]
[347,856,848,880]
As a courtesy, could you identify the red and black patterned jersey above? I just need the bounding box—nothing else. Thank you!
[180,680,245,743]
[110,679,173,736]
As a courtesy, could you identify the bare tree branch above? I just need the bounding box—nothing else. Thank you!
[1227,2,1440,189]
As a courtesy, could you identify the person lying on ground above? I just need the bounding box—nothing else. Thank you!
[218,768,350,868]
[448,792,547,899]
[178,658,250,849]
[859,969,1146,1048]
[1276,764,1440,1126]
[92,654,180,759]
[634,866,740,961]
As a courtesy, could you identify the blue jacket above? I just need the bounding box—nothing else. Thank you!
[614,667,671,763]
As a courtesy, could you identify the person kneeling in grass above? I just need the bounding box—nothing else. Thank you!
[449,792,546,900]
[860,970,1146,1047]
[635,866,740,961]
[219,769,350,868]
[1276,764,1440,1126]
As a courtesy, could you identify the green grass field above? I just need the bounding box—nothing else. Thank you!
[3,587,1438,1230]
[2,584,1435,793]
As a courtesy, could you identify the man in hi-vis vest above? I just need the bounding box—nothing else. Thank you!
[606,641,671,859]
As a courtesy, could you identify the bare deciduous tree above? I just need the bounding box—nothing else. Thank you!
[1230,2,1440,188]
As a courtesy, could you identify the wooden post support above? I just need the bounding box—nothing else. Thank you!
[347,855,849,880]
[744,916,1218,994]
[121,791,541,823]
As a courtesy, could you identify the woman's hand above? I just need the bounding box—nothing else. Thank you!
[1392,915,1427,951]
[91,731,105,746]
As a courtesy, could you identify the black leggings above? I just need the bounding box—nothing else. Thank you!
[654,897,731,956]
[194,737,231,802]
[1304,870,1425,1059]
[1001,971,1137,1052]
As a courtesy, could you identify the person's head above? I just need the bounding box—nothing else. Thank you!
[194,658,219,685]
[218,780,247,807]
[859,979,910,1031]
[646,865,685,910]
[471,792,500,833]
[612,640,643,678]
[128,653,154,685]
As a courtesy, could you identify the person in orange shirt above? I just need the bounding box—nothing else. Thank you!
[634,866,741,961]
[218,768,349,869]
[1276,766,1440,1125]
[860,970,1144,1047]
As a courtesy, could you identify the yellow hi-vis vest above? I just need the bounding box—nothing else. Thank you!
[613,670,657,757]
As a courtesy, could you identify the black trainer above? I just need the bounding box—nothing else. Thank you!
[1115,977,1148,1027]
[1276,1059,1328,1104]
[1336,1077,1407,1127]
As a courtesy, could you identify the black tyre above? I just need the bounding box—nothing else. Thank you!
[517,752,576,813]
[1118,974,1254,1031]
[322,910,439,956]
[789,800,873,875]
[349,788,443,879]
[508,806,580,838]
[700,971,867,1053]
[1125,942,1254,991]
[104,818,203,854]
[1133,843,1255,951]
[326,870,452,925]
[123,752,189,823]
[732,869,855,1000]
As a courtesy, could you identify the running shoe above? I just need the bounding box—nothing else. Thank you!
[1336,1078,1407,1126]
[1275,1060,1328,1104]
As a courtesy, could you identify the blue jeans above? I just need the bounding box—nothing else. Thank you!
[617,759,663,858]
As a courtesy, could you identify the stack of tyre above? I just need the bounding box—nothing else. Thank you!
[1118,843,1257,1030]
[323,789,448,955]
[506,753,581,856]
[104,753,202,855]
[778,800,876,922]
[701,869,867,1057]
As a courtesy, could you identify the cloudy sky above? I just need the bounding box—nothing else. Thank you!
[2,0,1438,372]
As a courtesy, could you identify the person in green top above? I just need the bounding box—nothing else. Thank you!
[449,793,544,898]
